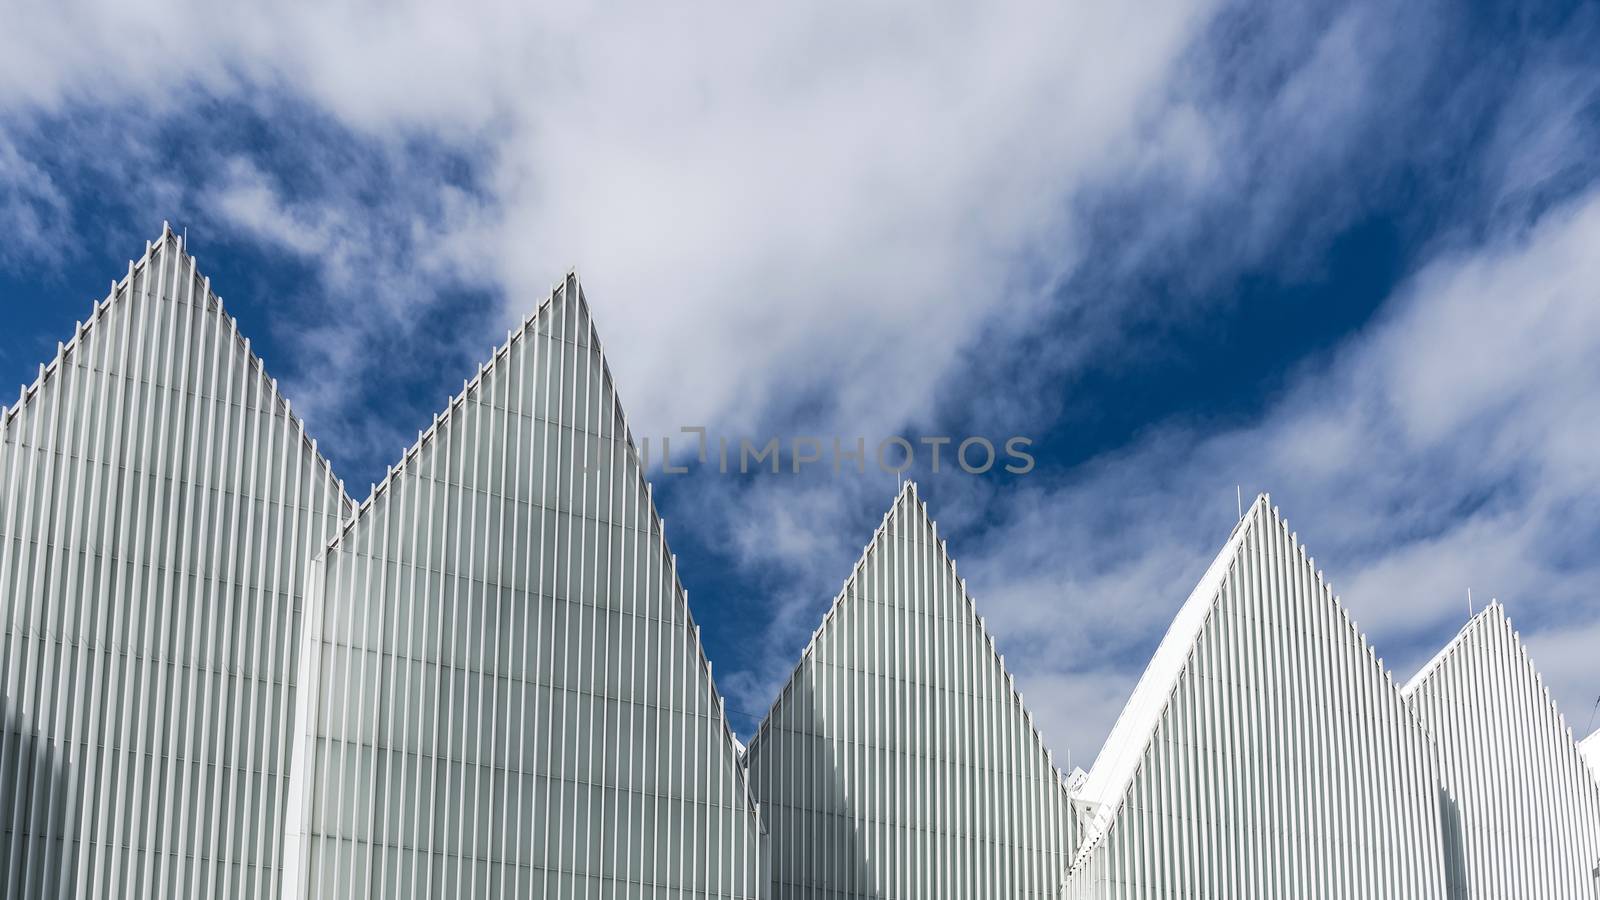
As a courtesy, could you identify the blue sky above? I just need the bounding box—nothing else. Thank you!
[3,0,1599,758]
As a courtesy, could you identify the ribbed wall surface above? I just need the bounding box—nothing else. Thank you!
[0,230,351,899]
[1402,603,1600,898]
[1063,497,1449,900]
[280,275,766,899]
[9,237,1600,900]
[743,483,1075,899]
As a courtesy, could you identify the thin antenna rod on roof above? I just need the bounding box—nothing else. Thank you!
[1467,587,1473,619]
[1236,485,1243,520]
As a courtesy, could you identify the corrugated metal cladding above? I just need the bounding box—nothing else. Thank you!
[279,274,766,899]
[7,231,1600,900]
[0,229,352,900]
[743,483,1077,899]
[1062,497,1451,900]
[1403,603,1600,898]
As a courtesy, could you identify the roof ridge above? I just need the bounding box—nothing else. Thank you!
[324,271,576,550]
[742,482,918,753]
[1068,494,1270,868]
[744,482,1075,792]
[903,483,1076,786]
[1399,600,1505,697]
[1065,493,1427,880]
[2,224,353,511]
[306,270,766,829]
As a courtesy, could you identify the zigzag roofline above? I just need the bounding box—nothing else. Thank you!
[1066,494,1423,875]
[743,480,1072,792]
[1,224,353,512]
[311,268,766,829]
[1404,600,1595,756]
[1399,600,1503,697]
[324,268,577,550]
[1069,495,1268,852]
[743,479,914,756]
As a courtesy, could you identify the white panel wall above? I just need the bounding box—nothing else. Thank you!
[1583,732,1600,784]
[743,483,1075,899]
[0,229,351,899]
[1062,497,1449,900]
[7,235,1599,900]
[280,275,766,899]
[1403,603,1600,898]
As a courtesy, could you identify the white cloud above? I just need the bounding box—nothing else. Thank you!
[963,184,1600,761]
[0,0,1216,445]
[0,134,70,265]
[3,0,1598,772]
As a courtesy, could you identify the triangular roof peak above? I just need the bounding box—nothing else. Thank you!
[742,479,1077,891]
[744,480,1057,765]
[1401,600,1506,696]
[2,224,351,510]
[325,270,593,550]
[1073,493,1272,827]
[1404,599,1590,749]
[6,223,176,425]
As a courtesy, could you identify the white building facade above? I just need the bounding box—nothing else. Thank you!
[1403,602,1600,898]
[1,229,352,900]
[4,234,1599,898]
[1062,497,1600,898]
[1061,497,1451,899]
[743,483,1076,899]
[279,274,766,899]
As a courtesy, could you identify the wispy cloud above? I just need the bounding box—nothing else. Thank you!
[967,181,1600,759]
[2,0,1597,762]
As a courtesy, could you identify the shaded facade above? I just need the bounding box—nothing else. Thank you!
[280,274,766,898]
[0,229,352,899]
[743,483,1075,899]
[1402,602,1600,898]
[1062,496,1449,899]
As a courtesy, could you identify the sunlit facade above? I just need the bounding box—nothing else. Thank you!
[1061,497,1450,898]
[1403,603,1600,898]
[279,273,766,898]
[1061,497,1600,899]
[5,234,1599,900]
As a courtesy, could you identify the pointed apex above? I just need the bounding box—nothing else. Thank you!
[1404,597,1600,889]
[4,231,347,507]
[336,266,584,520]
[894,477,921,509]
[1401,600,1512,697]
[4,230,353,892]
[284,270,764,895]
[1065,499,1455,895]
[745,475,1075,891]
[1075,496,1354,856]
[1076,501,1266,835]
